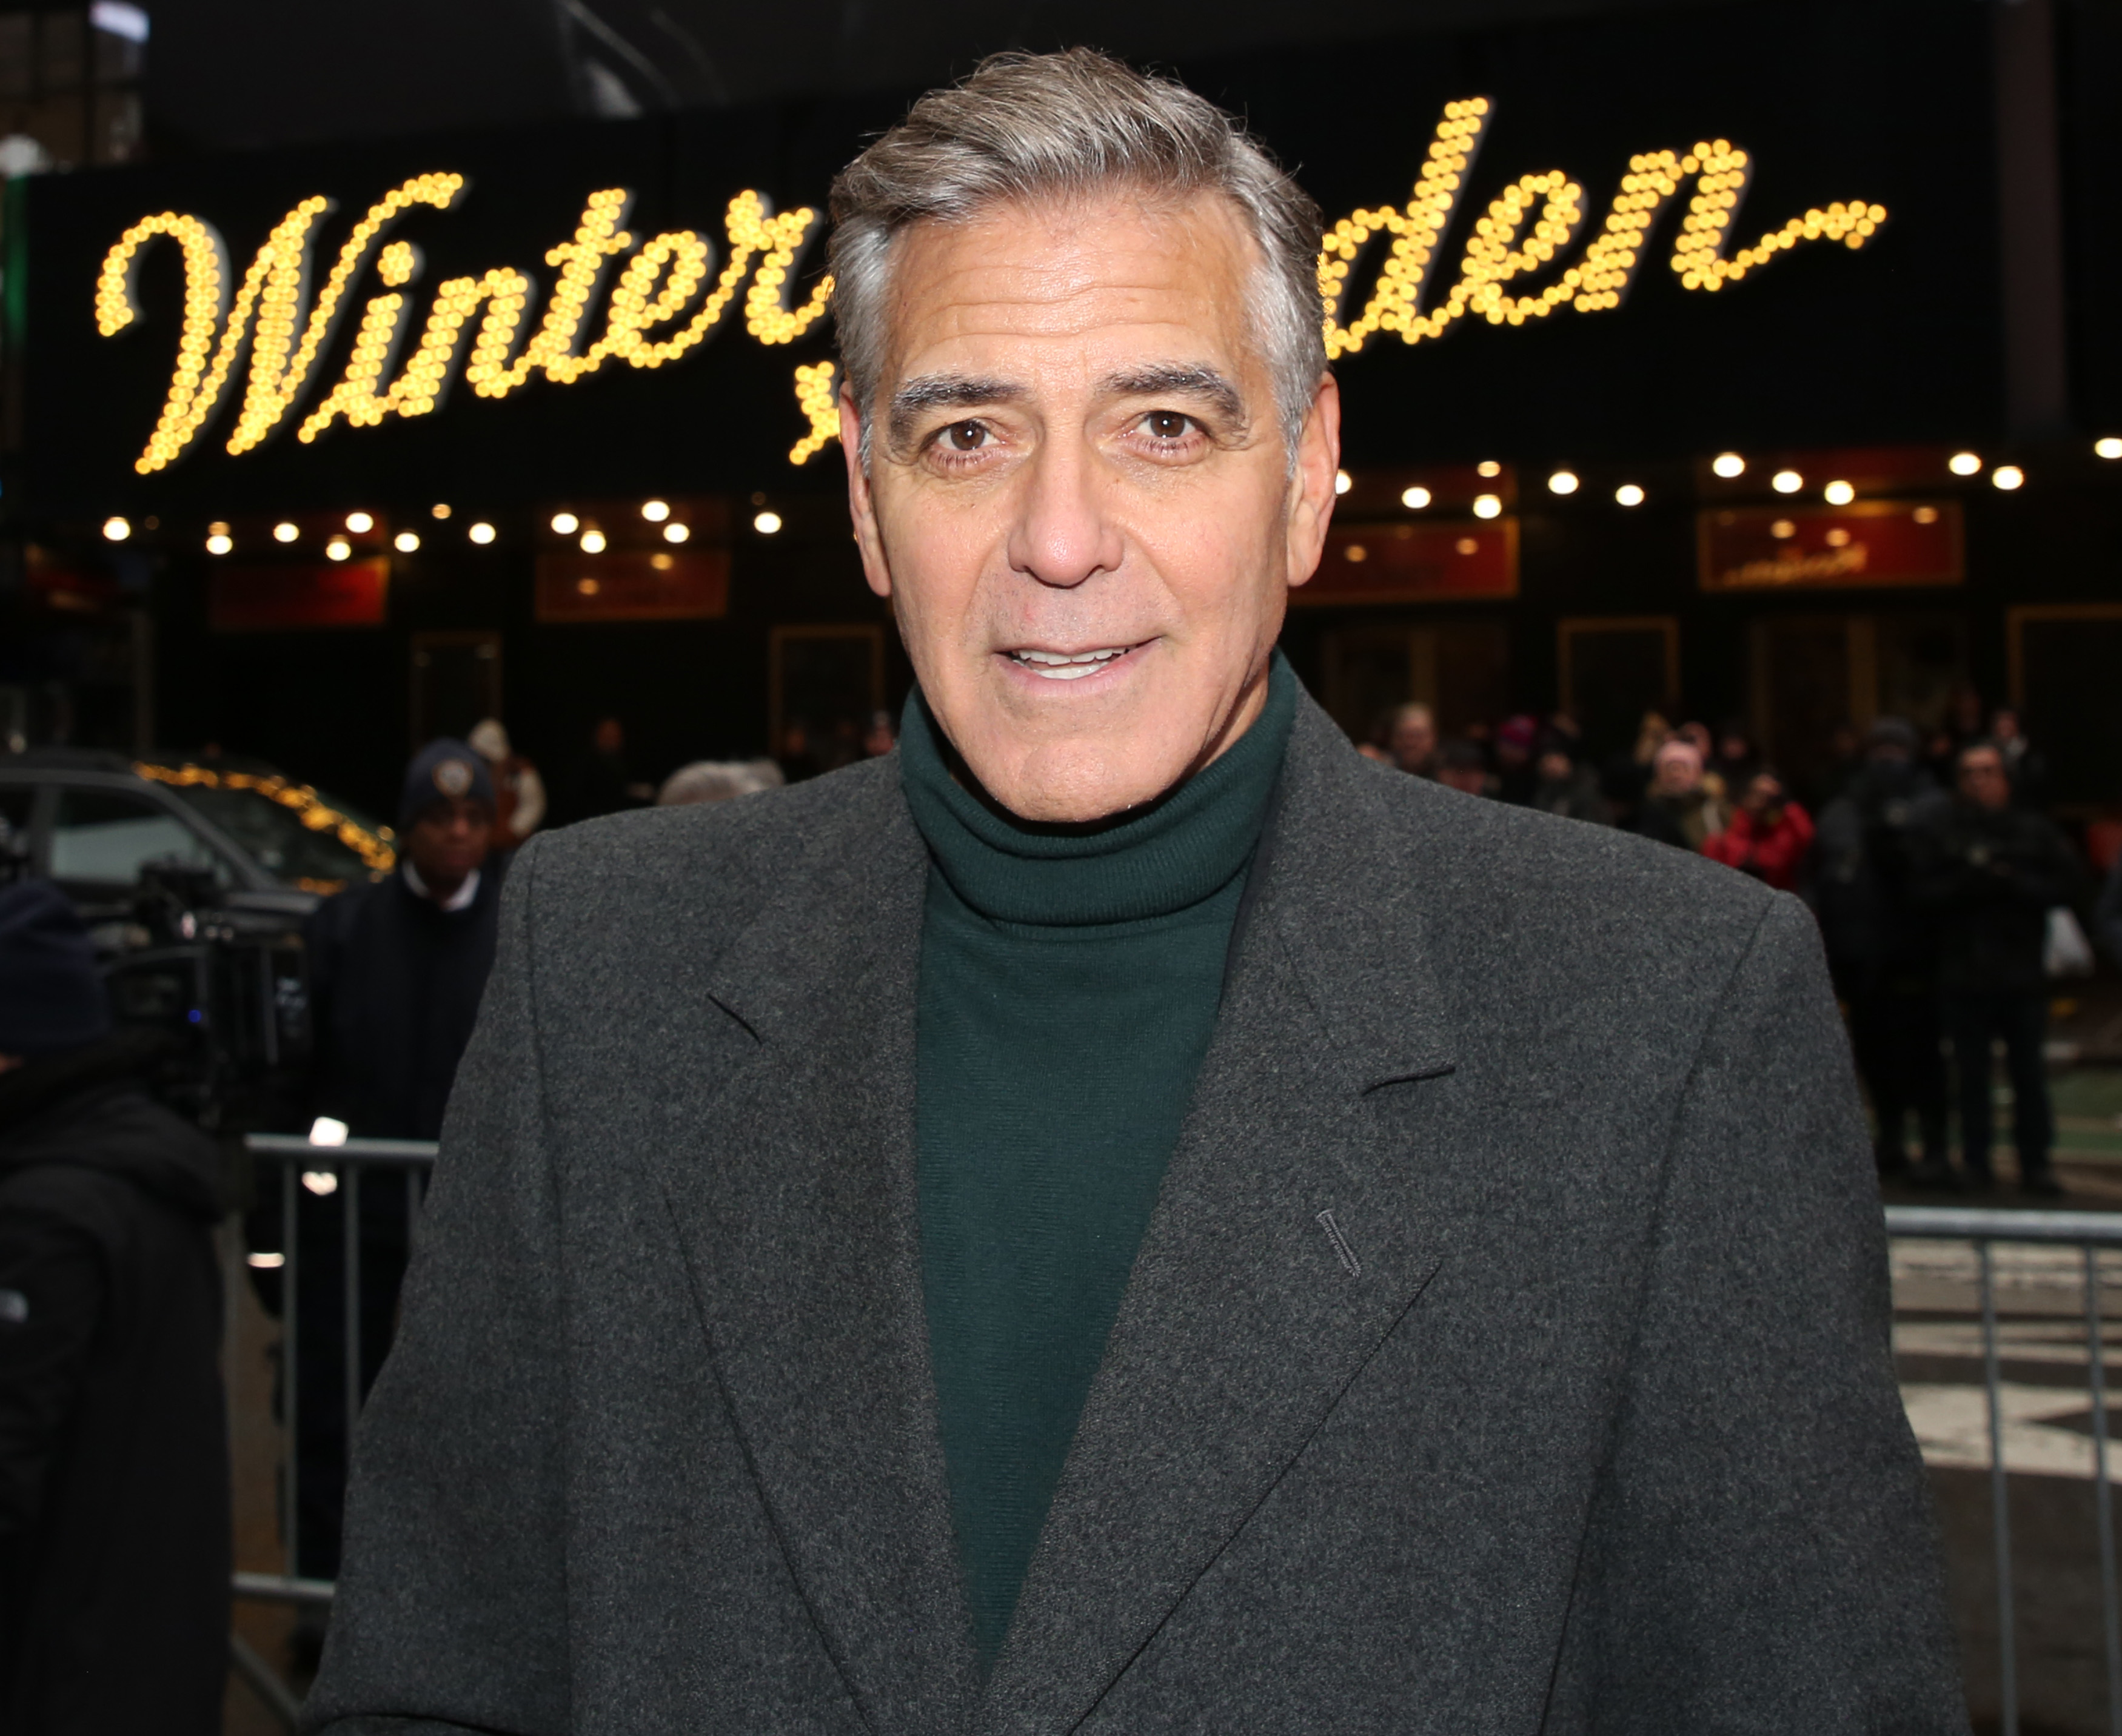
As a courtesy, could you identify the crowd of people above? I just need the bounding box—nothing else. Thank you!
[1365,697,2092,1196]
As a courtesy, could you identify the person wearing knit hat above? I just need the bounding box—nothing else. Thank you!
[280,739,508,1583]
[0,879,230,1733]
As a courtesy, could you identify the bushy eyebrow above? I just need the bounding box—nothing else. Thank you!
[887,375,1023,454]
[1100,364,1247,431]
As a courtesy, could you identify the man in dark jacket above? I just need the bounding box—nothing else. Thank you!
[310,52,1963,1734]
[1814,717,1953,1180]
[279,739,505,1580]
[1915,740,2076,1195]
[0,880,229,1735]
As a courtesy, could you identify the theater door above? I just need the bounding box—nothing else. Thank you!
[1749,612,1966,793]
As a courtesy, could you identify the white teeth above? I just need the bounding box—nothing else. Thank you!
[1009,646,1131,680]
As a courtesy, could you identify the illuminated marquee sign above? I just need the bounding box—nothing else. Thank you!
[95,98,1885,477]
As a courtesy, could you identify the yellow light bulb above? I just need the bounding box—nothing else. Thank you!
[1473,493,1502,519]
[1992,464,2024,491]
[1547,469,1579,495]
[1823,480,1855,505]
[326,537,350,561]
[1712,451,1744,478]
[1478,460,1501,477]
[469,522,497,545]
[641,499,671,521]
[551,512,579,535]
[1334,470,1353,495]
[580,529,606,554]
[1770,470,1802,494]
[2096,437,2122,460]
[273,521,300,543]
[1401,486,1431,509]
[1949,451,1982,476]
[102,515,131,541]
[206,532,232,555]
[1615,483,1645,506]
[663,521,689,544]
[431,503,451,520]
[754,511,783,535]
[393,530,420,552]
[345,511,373,533]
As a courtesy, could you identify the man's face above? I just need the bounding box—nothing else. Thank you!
[1958,748,2011,811]
[843,191,1339,823]
[1390,711,1434,767]
[406,796,492,889]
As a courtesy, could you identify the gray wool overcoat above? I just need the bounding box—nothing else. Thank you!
[307,694,1967,1736]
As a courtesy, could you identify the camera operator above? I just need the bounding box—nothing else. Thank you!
[0,880,229,1735]
[275,740,507,1589]
[1913,739,2077,1196]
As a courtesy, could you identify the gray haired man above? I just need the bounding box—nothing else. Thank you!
[310,51,1964,1734]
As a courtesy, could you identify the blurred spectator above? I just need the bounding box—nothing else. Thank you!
[564,717,653,822]
[1913,740,2076,1196]
[278,740,509,1581]
[1530,732,1609,824]
[657,760,785,806]
[1493,715,1539,805]
[1436,739,1491,797]
[1704,771,1814,892]
[864,709,899,758]
[1632,711,1672,766]
[1388,703,1437,778]
[777,720,823,784]
[1639,738,1728,850]
[0,882,228,1735]
[1989,707,2049,810]
[468,717,547,847]
[1815,718,1950,1180]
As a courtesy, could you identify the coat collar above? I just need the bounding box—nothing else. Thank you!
[666,700,1461,1735]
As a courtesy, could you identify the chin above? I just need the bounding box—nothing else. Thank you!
[975,738,1185,825]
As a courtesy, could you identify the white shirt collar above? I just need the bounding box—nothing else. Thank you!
[401,860,481,913]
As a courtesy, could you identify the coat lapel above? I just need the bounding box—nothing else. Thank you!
[979,700,1461,1735]
[651,774,980,1736]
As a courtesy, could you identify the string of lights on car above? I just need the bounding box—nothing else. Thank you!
[132,760,398,876]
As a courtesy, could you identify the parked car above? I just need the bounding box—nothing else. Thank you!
[0,748,395,922]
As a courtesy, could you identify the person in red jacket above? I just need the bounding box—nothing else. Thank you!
[1705,769,1816,892]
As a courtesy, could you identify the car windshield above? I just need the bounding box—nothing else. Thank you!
[145,765,396,893]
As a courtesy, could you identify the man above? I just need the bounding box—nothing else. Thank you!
[0,881,228,1734]
[1527,730,1608,825]
[1815,719,1953,1181]
[1914,740,2076,1196]
[313,51,1962,1731]
[280,739,507,1582]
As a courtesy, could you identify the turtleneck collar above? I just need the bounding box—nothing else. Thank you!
[897,651,1296,928]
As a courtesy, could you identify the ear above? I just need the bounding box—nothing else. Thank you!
[1284,373,1341,592]
[842,392,892,600]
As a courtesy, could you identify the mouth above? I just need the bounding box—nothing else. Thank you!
[1003,643,1146,682]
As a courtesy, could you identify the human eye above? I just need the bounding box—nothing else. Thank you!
[919,417,1005,472]
[1137,409,1199,443]
[1122,408,1211,460]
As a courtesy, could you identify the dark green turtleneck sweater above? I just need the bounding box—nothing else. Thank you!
[899,653,1296,1666]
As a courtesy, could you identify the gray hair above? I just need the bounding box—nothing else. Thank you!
[828,49,1327,468]
[656,759,785,807]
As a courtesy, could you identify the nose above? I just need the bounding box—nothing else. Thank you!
[1003,433,1125,590]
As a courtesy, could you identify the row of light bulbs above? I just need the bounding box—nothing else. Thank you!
[99,495,783,548]
[99,435,2122,548]
[1320,435,2122,523]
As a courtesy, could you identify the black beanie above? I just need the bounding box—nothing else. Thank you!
[0,880,113,1057]
[399,739,497,828]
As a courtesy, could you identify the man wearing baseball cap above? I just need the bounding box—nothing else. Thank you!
[279,738,506,1586]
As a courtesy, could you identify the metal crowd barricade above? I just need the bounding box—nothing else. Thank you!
[233,1132,438,1728]
[1886,1204,2122,1736]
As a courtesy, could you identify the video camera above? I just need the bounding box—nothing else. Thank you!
[99,859,313,1132]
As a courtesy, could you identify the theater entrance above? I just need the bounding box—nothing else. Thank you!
[1311,618,1511,745]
